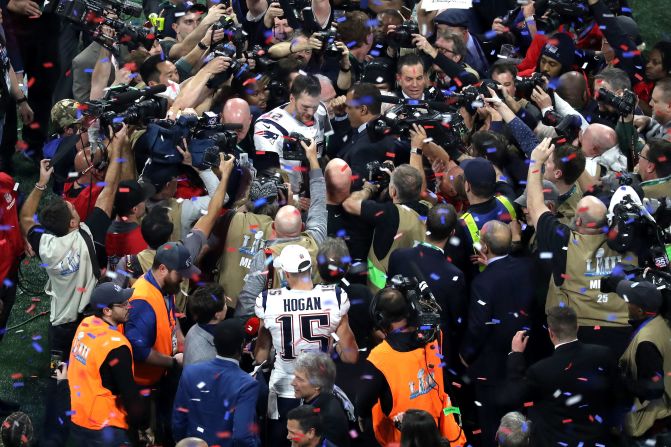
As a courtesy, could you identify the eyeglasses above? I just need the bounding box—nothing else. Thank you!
[638,152,651,162]
[111,301,130,309]
[437,47,457,56]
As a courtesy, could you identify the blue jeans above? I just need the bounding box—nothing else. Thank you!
[70,424,130,447]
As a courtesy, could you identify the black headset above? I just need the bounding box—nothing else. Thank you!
[369,281,413,332]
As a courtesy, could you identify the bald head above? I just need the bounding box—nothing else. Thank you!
[575,196,607,231]
[557,71,588,110]
[175,438,208,447]
[581,124,618,157]
[222,98,252,142]
[325,158,352,204]
[480,220,512,257]
[275,205,303,237]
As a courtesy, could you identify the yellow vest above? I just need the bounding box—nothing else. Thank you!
[216,212,274,307]
[546,231,636,327]
[367,204,426,292]
[266,236,322,289]
[641,176,671,200]
[557,185,582,226]
[620,316,671,437]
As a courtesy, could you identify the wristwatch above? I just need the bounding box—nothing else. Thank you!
[16,96,27,104]
[197,41,208,50]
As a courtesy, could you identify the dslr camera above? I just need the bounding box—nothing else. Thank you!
[596,88,637,117]
[365,160,393,189]
[388,20,419,49]
[313,29,342,57]
[283,132,312,161]
[515,73,546,100]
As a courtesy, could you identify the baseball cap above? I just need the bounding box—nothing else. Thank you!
[616,280,663,314]
[615,16,643,46]
[155,242,201,277]
[249,177,280,203]
[461,157,496,190]
[435,9,470,28]
[515,180,560,208]
[277,245,312,273]
[141,162,181,192]
[89,282,134,311]
[361,58,395,86]
[50,99,82,133]
[115,180,155,216]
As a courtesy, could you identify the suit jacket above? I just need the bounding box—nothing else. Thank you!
[388,244,468,372]
[501,341,619,447]
[460,255,534,380]
[172,357,261,447]
[327,119,403,189]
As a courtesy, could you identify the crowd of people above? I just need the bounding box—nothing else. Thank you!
[0,0,671,444]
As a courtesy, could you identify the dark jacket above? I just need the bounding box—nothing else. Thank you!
[172,357,261,446]
[460,255,534,380]
[500,341,620,447]
[304,392,351,447]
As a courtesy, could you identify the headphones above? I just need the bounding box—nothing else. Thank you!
[369,279,414,332]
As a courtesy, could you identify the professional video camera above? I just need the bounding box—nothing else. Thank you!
[43,0,154,56]
[81,84,168,131]
[313,28,342,57]
[389,274,442,344]
[596,88,638,117]
[388,20,419,49]
[373,97,467,148]
[147,113,243,169]
[282,132,312,162]
[606,186,671,270]
[536,0,589,32]
[515,73,546,100]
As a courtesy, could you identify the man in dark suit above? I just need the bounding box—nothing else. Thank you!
[327,83,401,189]
[172,319,263,446]
[459,220,535,447]
[500,306,620,447]
[388,203,467,374]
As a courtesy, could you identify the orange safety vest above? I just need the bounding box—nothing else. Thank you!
[367,338,466,447]
[125,275,176,386]
[68,316,133,430]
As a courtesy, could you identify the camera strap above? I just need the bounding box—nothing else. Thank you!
[79,228,101,281]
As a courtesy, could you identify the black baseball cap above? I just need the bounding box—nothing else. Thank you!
[89,283,134,311]
[461,157,496,190]
[435,9,470,28]
[155,241,201,278]
[616,280,663,313]
[115,180,155,216]
[142,163,181,193]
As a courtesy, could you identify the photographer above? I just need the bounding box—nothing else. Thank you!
[167,3,230,60]
[342,164,427,292]
[527,138,636,358]
[638,138,671,199]
[593,67,636,128]
[357,285,466,447]
[412,31,479,89]
[614,280,671,443]
[236,138,327,316]
[490,62,543,132]
[635,78,671,143]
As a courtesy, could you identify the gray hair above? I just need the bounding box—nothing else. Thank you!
[436,31,468,60]
[594,67,631,92]
[496,412,530,447]
[314,74,334,89]
[390,164,422,203]
[294,351,336,392]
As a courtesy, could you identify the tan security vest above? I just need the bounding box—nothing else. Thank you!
[620,315,671,437]
[367,204,426,292]
[557,185,583,226]
[546,231,636,327]
[265,236,322,290]
[216,212,274,307]
[641,176,671,200]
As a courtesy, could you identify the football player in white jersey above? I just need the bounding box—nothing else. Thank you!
[253,74,332,191]
[254,244,358,446]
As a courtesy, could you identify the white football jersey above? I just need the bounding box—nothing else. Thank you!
[255,284,349,398]
[253,103,332,191]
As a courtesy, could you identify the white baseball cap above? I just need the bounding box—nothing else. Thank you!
[277,245,312,273]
